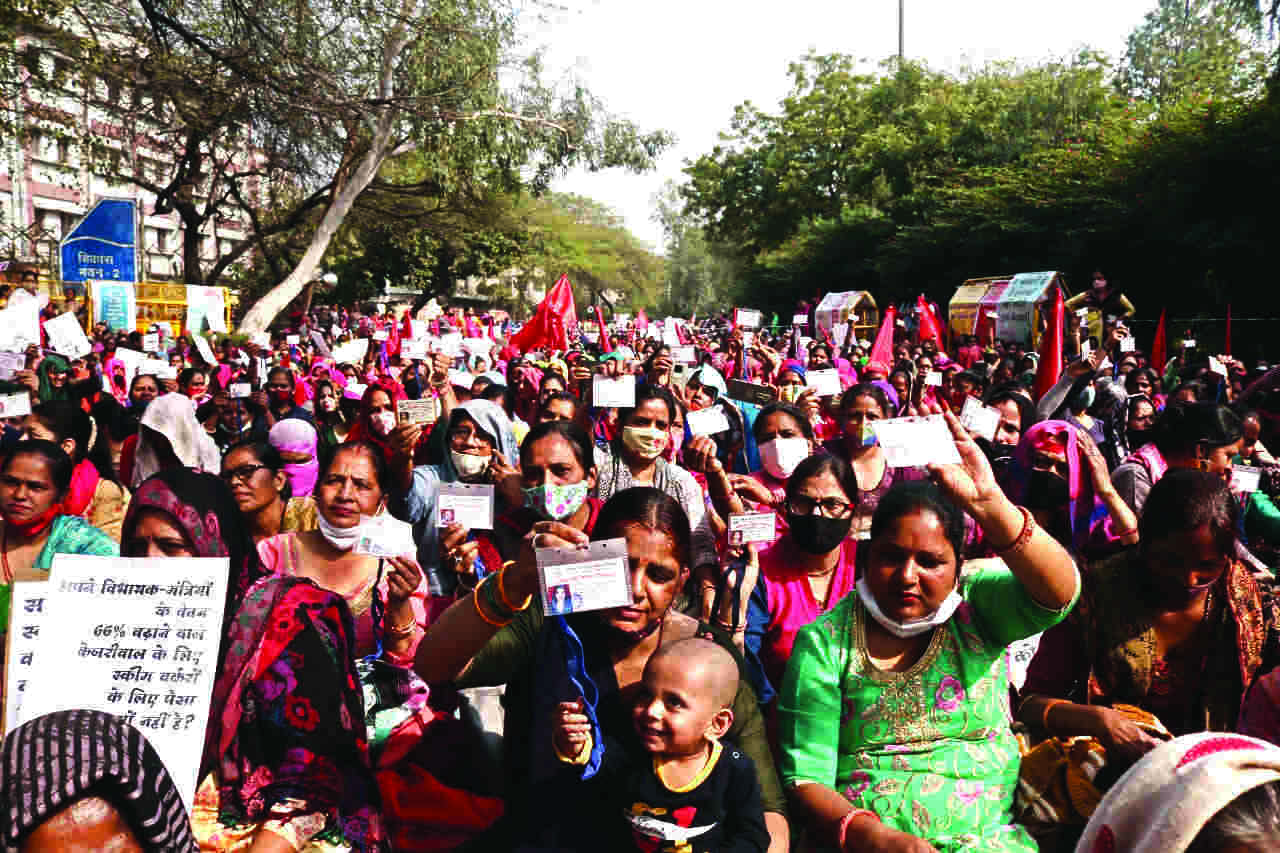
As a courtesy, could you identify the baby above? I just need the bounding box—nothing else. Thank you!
[555,637,768,853]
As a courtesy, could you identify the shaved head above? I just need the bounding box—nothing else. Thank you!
[649,637,739,709]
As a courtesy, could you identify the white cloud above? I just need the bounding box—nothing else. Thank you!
[531,0,1158,250]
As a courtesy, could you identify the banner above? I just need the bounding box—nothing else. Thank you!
[92,281,137,332]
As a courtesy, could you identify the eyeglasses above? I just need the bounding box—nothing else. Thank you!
[786,494,853,518]
[221,464,269,484]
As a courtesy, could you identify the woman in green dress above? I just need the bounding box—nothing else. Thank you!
[779,411,1080,853]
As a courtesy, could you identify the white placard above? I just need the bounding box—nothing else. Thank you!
[23,555,228,810]
[400,339,429,361]
[447,370,474,388]
[332,339,369,365]
[672,346,698,364]
[593,375,636,409]
[4,581,51,733]
[437,333,464,357]
[1184,339,1197,349]
[114,348,145,389]
[191,335,217,366]
[0,351,24,381]
[1209,356,1228,378]
[372,330,389,342]
[0,299,41,354]
[436,482,494,530]
[344,382,368,400]
[0,392,32,418]
[792,314,808,326]
[1008,633,1042,692]
[734,308,762,329]
[250,332,271,349]
[142,333,160,353]
[728,512,776,545]
[1120,336,1136,353]
[870,415,963,468]
[686,406,732,437]
[806,368,842,398]
[43,312,91,359]
[960,397,1001,443]
[537,539,631,615]
[354,515,416,558]
[1232,465,1262,494]
[286,334,301,346]
[462,338,491,360]
[925,371,943,387]
[229,383,252,399]
[397,397,440,426]
[139,358,174,380]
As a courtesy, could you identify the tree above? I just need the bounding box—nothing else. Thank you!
[1116,0,1270,109]
[650,180,739,317]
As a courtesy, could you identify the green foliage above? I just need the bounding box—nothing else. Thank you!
[650,180,740,318]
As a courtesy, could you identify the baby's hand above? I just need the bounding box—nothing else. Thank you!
[554,698,591,761]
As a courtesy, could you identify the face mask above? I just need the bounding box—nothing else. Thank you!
[621,425,667,459]
[779,385,803,404]
[451,450,490,480]
[856,577,964,638]
[523,481,589,521]
[1025,469,1070,510]
[759,437,809,481]
[270,388,293,404]
[1073,387,1096,411]
[847,420,877,448]
[318,396,338,413]
[316,511,361,551]
[369,410,395,437]
[785,513,853,554]
[283,460,319,499]
[4,501,61,538]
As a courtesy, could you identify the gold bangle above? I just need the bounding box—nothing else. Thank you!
[472,578,512,628]
[387,616,417,636]
[1041,698,1067,733]
[497,564,532,612]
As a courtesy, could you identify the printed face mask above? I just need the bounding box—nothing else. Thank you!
[621,425,668,459]
[523,481,590,521]
[451,450,490,480]
[369,411,396,437]
[779,385,803,404]
[759,437,809,481]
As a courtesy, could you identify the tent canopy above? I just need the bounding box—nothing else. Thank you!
[948,272,1066,346]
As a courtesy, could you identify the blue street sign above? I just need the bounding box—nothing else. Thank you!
[60,198,138,283]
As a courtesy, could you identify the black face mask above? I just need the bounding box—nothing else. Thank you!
[1025,469,1070,510]
[1128,429,1152,450]
[786,513,854,554]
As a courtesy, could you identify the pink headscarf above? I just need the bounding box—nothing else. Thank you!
[1012,420,1094,553]
[268,419,319,499]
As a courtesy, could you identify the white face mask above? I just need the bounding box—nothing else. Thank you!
[759,436,810,481]
[451,450,490,480]
[855,577,963,639]
[317,511,362,551]
[369,410,395,436]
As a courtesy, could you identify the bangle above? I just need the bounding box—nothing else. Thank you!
[838,808,879,848]
[387,616,417,637]
[1112,524,1138,538]
[1041,698,1067,733]
[472,579,511,628]
[480,573,516,620]
[497,563,532,612]
[994,506,1035,557]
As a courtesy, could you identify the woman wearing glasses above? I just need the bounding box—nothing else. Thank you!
[220,439,318,543]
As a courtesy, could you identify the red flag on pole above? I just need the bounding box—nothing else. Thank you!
[916,295,943,349]
[594,305,612,354]
[1225,304,1232,357]
[1151,308,1167,374]
[868,304,898,367]
[508,274,578,354]
[1033,283,1065,402]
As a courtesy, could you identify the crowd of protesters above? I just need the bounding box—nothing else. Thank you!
[3,276,1280,853]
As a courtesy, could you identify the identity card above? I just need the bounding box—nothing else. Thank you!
[536,538,631,616]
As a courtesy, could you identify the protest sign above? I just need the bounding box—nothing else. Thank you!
[185,285,227,334]
[3,581,50,733]
[191,335,217,366]
[92,282,137,332]
[960,397,1001,443]
[0,352,24,381]
[400,339,429,361]
[332,339,369,365]
[0,392,32,418]
[44,312,92,359]
[23,555,227,809]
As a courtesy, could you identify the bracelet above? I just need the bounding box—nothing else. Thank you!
[1112,525,1138,538]
[387,616,418,637]
[994,506,1036,557]
[472,579,512,628]
[496,563,532,612]
[714,620,747,635]
[838,808,879,848]
[480,573,516,621]
[1041,698,1067,733]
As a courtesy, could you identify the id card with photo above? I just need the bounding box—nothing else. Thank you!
[229,383,252,399]
[398,397,441,426]
[960,397,1001,443]
[805,368,842,398]
[593,375,635,409]
[401,339,429,361]
[686,406,731,437]
[0,352,24,381]
[537,538,631,616]
[436,482,494,530]
[728,512,776,546]
[924,371,943,387]
[354,515,417,558]
[871,415,962,468]
[0,392,32,418]
[1232,465,1262,494]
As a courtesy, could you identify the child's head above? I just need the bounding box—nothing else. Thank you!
[632,637,738,757]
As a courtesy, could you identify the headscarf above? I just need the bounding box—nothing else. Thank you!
[441,399,518,481]
[778,360,806,382]
[1011,420,1094,553]
[1076,732,1280,853]
[344,381,406,464]
[130,393,222,489]
[690,364,727,399]
[35,354,69,403]
[0,709,196,852]
[269,418,319,499]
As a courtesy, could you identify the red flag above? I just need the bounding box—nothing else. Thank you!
[1225,304,1232,357]
[594,305,612,353]
[1033,283,1065,402]
[1151,308,1167,374]
[868,304,897,367]
[916,295,943,349]
[508,274,578,354]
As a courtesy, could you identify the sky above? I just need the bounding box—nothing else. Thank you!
[528,0,1161,251]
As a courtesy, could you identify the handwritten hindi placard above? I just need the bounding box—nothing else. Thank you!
[3,581,51,734]
[23,555,228,809]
